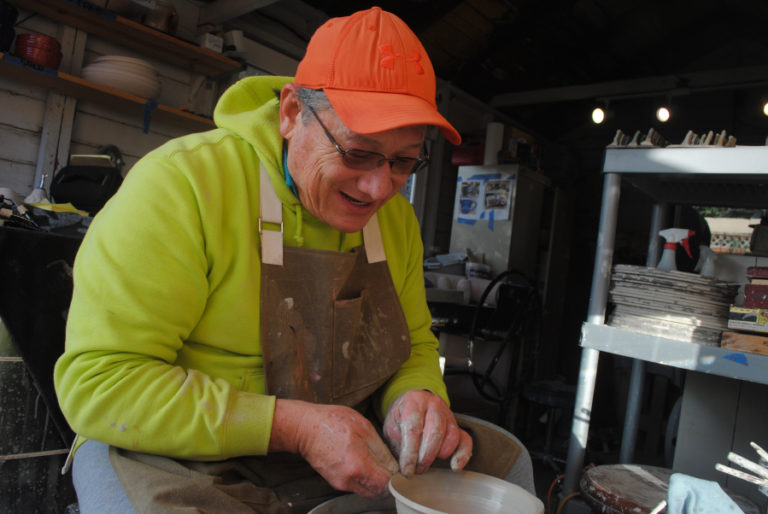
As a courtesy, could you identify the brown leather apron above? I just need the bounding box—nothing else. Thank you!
[258,164,411,406]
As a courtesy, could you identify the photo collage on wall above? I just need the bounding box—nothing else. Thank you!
[454,172,514,224]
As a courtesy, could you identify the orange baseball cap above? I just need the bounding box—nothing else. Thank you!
[294,7,461,145]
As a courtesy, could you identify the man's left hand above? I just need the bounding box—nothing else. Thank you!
[382,390,473,476]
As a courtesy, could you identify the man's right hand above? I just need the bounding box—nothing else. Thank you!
[269,399,399,498]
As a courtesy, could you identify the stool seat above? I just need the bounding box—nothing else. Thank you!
[580,464,670,513]
[580,464,760,514]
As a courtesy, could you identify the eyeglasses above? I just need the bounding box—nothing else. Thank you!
[306,104,429,175]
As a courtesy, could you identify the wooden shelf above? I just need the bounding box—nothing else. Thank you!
[0,52,215,132]
[7,0,242,77]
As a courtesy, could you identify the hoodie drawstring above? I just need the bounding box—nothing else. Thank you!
[282,143,304,247]
[292,204,304,247]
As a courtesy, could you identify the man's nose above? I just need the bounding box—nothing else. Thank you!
[358,163,394,200]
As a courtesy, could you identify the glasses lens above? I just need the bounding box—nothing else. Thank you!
[342,149,383,170]
[391,157,420,175]
[340,149,427,175]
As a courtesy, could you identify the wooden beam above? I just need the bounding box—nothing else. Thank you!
[199,0,280,25]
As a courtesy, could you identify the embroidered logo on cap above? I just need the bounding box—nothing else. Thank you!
[379,44,424,74]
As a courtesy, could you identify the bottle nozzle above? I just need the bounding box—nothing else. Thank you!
[680,235,694,258]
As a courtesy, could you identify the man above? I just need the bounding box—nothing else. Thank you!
[54,7,532,512]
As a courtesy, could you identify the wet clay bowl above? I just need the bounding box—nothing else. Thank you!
[389,469,544,514]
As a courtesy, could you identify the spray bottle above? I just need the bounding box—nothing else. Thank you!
[694,244,717,278]
[657,228,695,271]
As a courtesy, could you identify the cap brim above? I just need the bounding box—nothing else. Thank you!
[324,89,461,145]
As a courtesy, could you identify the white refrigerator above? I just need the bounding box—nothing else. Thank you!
[449,164,550,281]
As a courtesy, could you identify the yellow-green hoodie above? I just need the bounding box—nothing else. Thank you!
[53,76,447,460]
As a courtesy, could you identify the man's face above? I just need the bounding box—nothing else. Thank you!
[280,86,425,233]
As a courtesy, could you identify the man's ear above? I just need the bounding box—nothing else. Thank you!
[279,83,301,139]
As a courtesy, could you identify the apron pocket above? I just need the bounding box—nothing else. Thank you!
[332,290,393,402]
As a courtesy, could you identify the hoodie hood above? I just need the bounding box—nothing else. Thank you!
[213,75,303,211]
[213,77,288,176]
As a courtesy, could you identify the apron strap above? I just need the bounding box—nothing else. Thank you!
[362,213,386,263]
[259,164,283,265]
[259,163,387,265]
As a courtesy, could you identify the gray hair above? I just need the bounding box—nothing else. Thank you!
[295,87,428,137]
[296,87,332,123]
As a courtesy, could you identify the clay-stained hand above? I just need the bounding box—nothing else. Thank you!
[269,399,399,498]
[382,390,473,476]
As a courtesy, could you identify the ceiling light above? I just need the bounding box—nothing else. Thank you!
[591,107,606,124]
[656,106,671,122]
[763,101,768,117]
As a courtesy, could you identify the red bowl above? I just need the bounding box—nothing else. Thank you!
[16,32,60,51]
[15,42,62,69]
[21,40,61,53]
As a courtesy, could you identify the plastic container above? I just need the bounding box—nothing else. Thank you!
[465,262,491,278]
[423,252,467,276]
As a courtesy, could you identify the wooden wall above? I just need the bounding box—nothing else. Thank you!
[0,2,212,199]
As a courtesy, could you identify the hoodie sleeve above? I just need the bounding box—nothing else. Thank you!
[53,140,275,460]
[374,197,449,418]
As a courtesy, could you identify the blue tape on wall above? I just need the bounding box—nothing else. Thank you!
[142,100,158,134]
[2,53,58,77]
[466,173,503,182]
[454,171,513,231]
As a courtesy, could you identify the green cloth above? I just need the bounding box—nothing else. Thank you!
[54,76,447,461]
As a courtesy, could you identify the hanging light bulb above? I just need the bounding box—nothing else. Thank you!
[591,107,606,124]
[656,106,671,122]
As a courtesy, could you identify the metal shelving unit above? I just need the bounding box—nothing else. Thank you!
[562,145,768,494]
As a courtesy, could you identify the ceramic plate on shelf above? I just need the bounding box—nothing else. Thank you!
[89,58,157,72]
[83,61,158,80]
[83,54,161,99]
[93,55,157,71]
[82,65,160,99]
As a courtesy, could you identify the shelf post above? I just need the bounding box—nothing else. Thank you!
[563,171,622,493]
[619,203,666,463]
